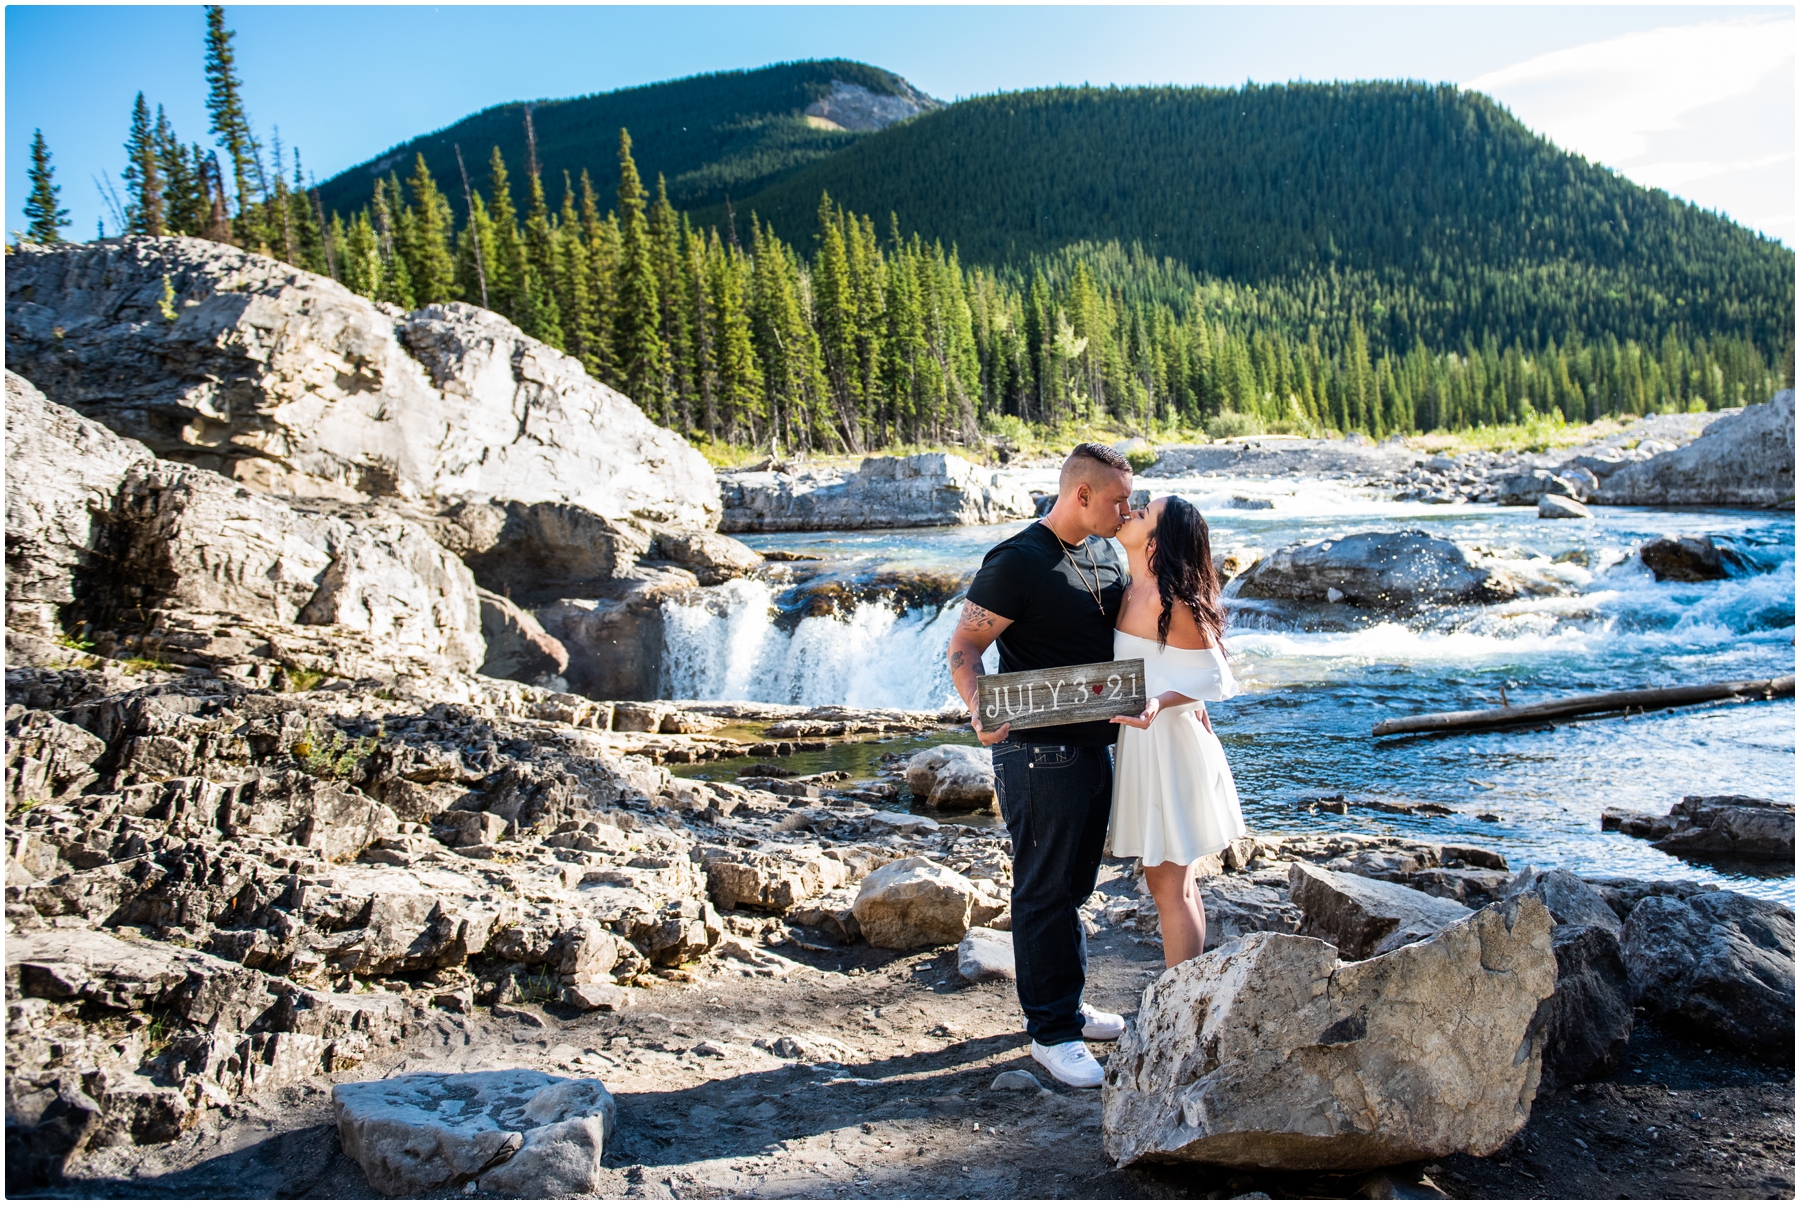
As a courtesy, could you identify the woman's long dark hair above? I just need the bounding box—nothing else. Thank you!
[1149,496,1227,650]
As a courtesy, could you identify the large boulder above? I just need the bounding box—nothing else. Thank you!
[905,744,996,810]
[719,453,1035,532]
[1101,897,1557,1170]
[1598,392,1795,507]
[1652,796,1794,862]
[1502,867,1621,935]
[1234,531,1518,610]
[332,1070,615,1197]
[5,372,486,680]
[1619,889,1794,1053]
[477,589,569,686]
[1498,470,1584,507]
[852,856,979,949]
[1638,535,1730,582]
[1288,862,1474,958]
[1602,795,1794,863]
[1537,494,1591,520]
[650,529,764,587]
[1535,923,1633,1091]
[4,238,717,528]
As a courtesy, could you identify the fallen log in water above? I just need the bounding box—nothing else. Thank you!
[1372,675,1796,737]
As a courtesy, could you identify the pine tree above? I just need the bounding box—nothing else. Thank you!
[613,130,666,418]
[22,130,70,244]
[486,147,525,315]
[813,194,864,450]
[401,154,459,305]
[556,173,597,365]
[518,168,564,347]
[648,175,694,431]
[579,170,621,384]
[123,93,166,236]
[203,6,259,235]
[710,242,763,444]
[157,114,206,236]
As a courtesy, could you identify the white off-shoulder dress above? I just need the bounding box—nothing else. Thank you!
[1107,630,1247,867]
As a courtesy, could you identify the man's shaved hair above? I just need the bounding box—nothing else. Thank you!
[1060,441,1131,490]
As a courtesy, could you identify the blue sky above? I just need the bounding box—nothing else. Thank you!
[7,5,1793,245]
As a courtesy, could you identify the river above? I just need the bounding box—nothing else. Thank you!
[661,471,1795,902]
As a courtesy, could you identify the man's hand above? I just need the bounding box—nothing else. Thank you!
[969,714,1012,746]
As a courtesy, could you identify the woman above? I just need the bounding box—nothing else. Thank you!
[1109,494,1245,967]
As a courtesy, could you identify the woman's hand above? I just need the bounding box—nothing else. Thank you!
[1199,706,1214,734]
[1112,696,1163,729]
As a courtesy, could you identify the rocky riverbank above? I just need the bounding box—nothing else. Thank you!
[5,237,1791,1201]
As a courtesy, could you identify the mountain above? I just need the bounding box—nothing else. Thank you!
[314,60,937,220]
[711,82,1793,358]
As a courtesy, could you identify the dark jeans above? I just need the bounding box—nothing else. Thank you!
[990,739,1113,1046]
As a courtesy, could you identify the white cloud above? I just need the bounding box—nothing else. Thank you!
[1465,16,1795,244]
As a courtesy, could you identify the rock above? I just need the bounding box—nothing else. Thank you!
[1211,546,1264,584]
[957,926,1016,982]
[563,982,633,1012]
[990,1070,1043,1092]
[719,453,1034,532]
[1199,877,1303,950]
[852,856,978,949]
[1537,494,1591,520]
[219,770,399,863]
[1100,897,1557,1169]
[1534,923,1633,1091]
[904,744,996,810]
[3,372,154,637]
[1235,531,1518,611]
[1503,867,1621,935]
[332,1069,615,1197]
[534,569,697,701]
[432,500,653,603]
[1603,795,1794,862]
[1288,862,1474,959]
[803,78,940,130]
[1498,470,1583,506]
[4,239,717,528]
[5,708,106,808]
[650,529,763,586]
[786,886,863,943]
[1639,535,1729,582]
[6,379,488,682]
[700,848,845,914]
[477,589,569,686]
[1598,392,1795,507]
[440,810,509,848]
[1652,796,1794,862]
[1619,889,1794,1052]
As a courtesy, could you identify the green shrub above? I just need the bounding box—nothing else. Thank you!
[1206,411,1262,440]
[291,722,380,780]
[1125,447,1159,472]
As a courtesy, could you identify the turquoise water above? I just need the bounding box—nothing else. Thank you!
[664,475,1794,901]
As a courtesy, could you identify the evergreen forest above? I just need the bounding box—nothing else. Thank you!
[42,11,1798,455]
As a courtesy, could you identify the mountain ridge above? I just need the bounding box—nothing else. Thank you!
[314,59,936,219]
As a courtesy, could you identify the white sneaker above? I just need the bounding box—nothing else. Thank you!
[1079,1003,1125,1041]
[1031,1039,1105,1088]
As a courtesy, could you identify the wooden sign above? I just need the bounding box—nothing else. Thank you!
[976,658,1147,732]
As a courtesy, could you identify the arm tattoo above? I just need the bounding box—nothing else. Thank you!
[958,601,998,632]
[949,649,967,671]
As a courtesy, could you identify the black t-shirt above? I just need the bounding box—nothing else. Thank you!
[965,521,1126,747]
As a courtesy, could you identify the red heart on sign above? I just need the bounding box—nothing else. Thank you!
[1091,684,1103,695]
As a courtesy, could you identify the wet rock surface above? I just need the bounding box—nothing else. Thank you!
[1234,530,1528,611]
[1603,794,1795,863]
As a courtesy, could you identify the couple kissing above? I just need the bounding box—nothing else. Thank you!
[945,442,1244,1089]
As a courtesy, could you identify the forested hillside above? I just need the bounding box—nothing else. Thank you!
[315,60,933,221]
[720,82,1794,360]
[89,24,1793,454]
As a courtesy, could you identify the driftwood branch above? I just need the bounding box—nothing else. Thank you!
[1372,675,1795,738]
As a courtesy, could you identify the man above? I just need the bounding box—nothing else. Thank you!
[945,442,1134,1088]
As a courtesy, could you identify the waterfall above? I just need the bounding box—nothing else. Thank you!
[660,578,996,709]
